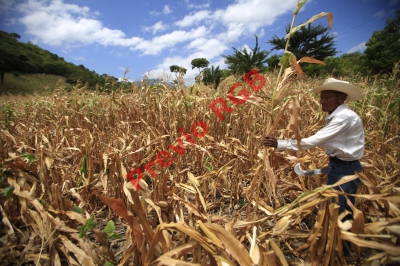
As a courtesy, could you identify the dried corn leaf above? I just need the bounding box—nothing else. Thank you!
[59,235,96,266]
[295,200,328,252]
[341,231,400,255]
[293,0,307,15]
[289,97,303,150]
[187,171,200,187]
[152,239,200,265]
[347,195,365,258]
[274,66,295,106]
[172,194,207,220]
[248,226,260,265]
[205,223,254,266]
[268,98,292,135]
[298,56,326,65]
[323,203,339,266]
[269,239,289,266]
[197,220,223,249]
[264,250,276,266]
[287,12,333,38]
[0,204,14,235]
[364,217,400,234]
[273,215,292,235]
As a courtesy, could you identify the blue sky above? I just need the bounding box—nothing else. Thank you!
[0,0,399,85]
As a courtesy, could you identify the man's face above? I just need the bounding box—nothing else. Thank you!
[320,90,344,113]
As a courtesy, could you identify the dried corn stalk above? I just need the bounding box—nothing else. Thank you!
[289,97,303,150]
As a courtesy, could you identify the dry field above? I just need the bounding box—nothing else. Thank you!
[0,69,399,266]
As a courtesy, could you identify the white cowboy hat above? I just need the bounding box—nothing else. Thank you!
[312,78,362,101]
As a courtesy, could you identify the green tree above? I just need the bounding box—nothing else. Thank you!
[265,54,281,72]
[202,65,222,90]
[222,35,269,75]
[43,63,67,76]
[301,52,365,77]
[191,58,209,73]
[220,69,232,79]
[18,55,30,74]
[169,65,187,75]
[268,23,337,61]
[363,9,400,74]
[191,58,209,84]
[338,52,364,75]
[9,33,21,40]
[301,56,340,77]
[170,65,187,88]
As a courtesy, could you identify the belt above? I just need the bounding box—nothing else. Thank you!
[329,157,359,165]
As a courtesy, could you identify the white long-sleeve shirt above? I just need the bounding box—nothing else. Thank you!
[277,103,364,161]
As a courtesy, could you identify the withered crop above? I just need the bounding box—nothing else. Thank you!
[0,66,399,265]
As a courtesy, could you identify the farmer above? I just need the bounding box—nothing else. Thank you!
[263,78,364,223]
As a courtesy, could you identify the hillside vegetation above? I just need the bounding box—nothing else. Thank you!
[0,73,73,95]
[0,30,121,91]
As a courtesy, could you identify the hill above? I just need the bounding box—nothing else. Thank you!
[0,30,119,91]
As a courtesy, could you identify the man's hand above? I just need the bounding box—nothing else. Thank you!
[263,135,278,148]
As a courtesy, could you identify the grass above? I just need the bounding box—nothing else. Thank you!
[0,72,73,95]
[0,69,399,265]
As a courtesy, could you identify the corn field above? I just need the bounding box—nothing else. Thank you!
[0,65,399,266]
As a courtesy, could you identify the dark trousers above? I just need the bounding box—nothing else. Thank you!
[327,159,362,221]
[327,159,362,256]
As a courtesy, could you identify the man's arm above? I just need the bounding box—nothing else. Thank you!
[263,115,351,152]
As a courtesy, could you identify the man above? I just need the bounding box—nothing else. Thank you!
[263,78,364,222]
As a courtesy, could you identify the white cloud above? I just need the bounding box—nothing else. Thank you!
[149,10,159,16]
[150,4,173,16]
[175,10,212,27]
[347,42,366,53]
[258,28,265,38]
[224,23,245,42]
[163,5,172,14]
[132,26,209,55]
[15,0,143,47]
[144,21,169,34]
[185,0,211,9]
[213,0,297,34]
[148,38,229,85]
[186,38,228,58]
